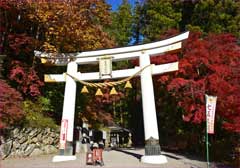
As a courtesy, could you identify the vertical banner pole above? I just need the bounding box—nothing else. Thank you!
[206,119,210,168]
[205,94,217,168]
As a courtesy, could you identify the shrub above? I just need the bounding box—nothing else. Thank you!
[23,97,57,129]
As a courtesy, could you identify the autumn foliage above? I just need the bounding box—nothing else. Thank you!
[9,61,44,97]
[0,0,115,128]
[0,80,23,129]
[1,0,115,96]
[26,0,114,52]
[156,32,240,133]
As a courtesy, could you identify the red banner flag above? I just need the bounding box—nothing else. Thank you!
[59,119,68,149]
[205,95,217,134]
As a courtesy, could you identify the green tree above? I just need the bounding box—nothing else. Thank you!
[132,0,143,44]
[107,0,133,46]
[140,0,182,42]
[187,0,240,37]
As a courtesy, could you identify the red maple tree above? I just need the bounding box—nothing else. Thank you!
[0,80,24,128]
[8,60,44,97]
[0,1,44,97]
[156,32,240,133]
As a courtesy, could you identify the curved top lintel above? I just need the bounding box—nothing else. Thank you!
[76,31,189,58]
[34,31,189,65]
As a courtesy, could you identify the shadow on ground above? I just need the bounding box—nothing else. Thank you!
[114,148,182,160]
[113,148,142,160]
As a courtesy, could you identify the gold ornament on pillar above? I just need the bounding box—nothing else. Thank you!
[95,88,103,96]
[124,81,132,89]
[81,86,89,94]
[41,58,47,64]
[110,87,118,95]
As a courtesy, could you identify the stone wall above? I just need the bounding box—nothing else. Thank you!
[0,127,60,159]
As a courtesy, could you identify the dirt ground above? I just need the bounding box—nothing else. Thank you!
[0,148,226,168]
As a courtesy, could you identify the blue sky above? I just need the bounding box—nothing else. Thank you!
[106,0,135,11]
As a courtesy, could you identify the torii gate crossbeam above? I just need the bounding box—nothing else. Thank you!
[35,31,189,164]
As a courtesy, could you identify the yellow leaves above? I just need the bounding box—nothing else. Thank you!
[59,27,64,33]
[27,0,115,53]
[47,27,59,36]
[42,42,57,53]
[49,27,54,31]
[28,14,35,20]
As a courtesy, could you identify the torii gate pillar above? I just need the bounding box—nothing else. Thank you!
[140,53,167,164]
[53,62,78,162]
[61,62,78,155]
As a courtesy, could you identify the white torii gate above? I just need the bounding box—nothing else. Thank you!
[35,31,189,164]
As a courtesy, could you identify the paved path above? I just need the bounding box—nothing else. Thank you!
[1,148,208,168]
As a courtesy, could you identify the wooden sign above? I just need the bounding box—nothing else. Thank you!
[99,56,112,78]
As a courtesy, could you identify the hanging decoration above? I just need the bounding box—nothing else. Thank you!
[110,87,118,95]
[124,81,132,89]
[81,86,89,94]
[95,88,103,96]
[64,64,152,95]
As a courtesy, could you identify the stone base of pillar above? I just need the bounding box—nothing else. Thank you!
[144,137,161,155]
[141,137,167,164]
[59,141,73,155]
[145,143,161,155]
[52,141,75,162]
[141,155,167,164]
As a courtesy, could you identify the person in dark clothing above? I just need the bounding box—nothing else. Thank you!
[98,140,104,149]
